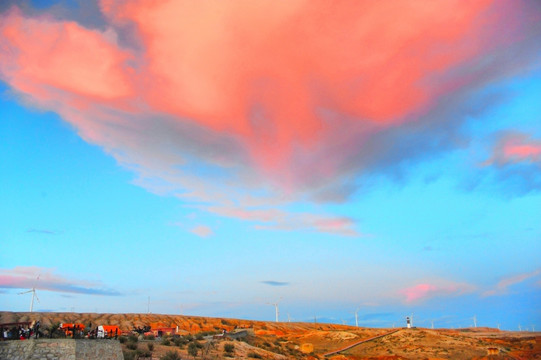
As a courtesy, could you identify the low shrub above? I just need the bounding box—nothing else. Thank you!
[123,350,136,360]
[136,349,152,358]
[128,334,138,343]
[160,350,182,360]
[188,342,199,358]
[173,337,187,346]
[161,338,171,346]
[147,342,154,351]
[126,342,138,350]
[247,352,262,359]
[118,336,127,344]
[224,343,235,355]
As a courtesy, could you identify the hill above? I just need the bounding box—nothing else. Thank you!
[1,312,539,359]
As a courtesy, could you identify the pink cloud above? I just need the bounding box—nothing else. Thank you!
[204,204,359,236]
[190,225,214,238]
[400,281,474,303]
[483,268,541,297]
[0,9,132,103]
[401,283,438,302]
[485,132,541,166]
[0,266,120,296]
[0,1,539,233]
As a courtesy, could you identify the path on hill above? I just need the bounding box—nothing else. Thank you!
[323,328,401,357]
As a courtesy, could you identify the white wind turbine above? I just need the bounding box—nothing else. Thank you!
[355,308,360,327]
[267,298,282,322]
[18,275,40,312]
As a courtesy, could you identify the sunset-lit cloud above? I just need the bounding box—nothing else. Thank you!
[190,225,213,238]
[485,132,541,166]
[400,282,475,303]
[0,266,121,296]
[1,1,540,235]
[204,204,359,236]
[483,268,541,297]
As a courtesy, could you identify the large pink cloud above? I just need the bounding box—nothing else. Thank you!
[1,1,540,233]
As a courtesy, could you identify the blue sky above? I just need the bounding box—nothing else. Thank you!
[1,0,540,331]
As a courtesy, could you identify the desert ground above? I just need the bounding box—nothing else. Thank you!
[1,311,539,359]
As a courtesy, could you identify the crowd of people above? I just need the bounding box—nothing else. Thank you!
[1,321,41,340]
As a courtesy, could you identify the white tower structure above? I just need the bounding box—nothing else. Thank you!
[18,275,40,312]
[406,316,411,329]
[267,298,282,322]
[18,288,40,312]
[355,308,360,327]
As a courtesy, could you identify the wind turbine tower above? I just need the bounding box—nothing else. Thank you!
[267,298,282,322]
[18,288,40,312]
[473,315,477,328]
[18,275,40,312]
[355,308,360,327]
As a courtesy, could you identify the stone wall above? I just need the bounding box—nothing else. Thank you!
[0,339,123,360]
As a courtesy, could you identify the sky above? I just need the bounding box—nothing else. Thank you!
[0,0,540,331]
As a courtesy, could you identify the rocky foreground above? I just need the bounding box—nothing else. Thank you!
[1,312,539,359]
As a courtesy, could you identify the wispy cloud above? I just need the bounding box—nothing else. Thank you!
[260,281,289,287]
[0,266,121,296]
[27,228,60,235]
[484,132,541,167]
[190,225,213,238]
[482,268,541,297]
[470,131,541,195]
[205,204,360,236]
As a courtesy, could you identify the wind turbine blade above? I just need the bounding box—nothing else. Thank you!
[18,290,33,295]
[34,291,40,303]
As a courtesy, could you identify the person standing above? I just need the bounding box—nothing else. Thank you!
[34,321,40,339]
